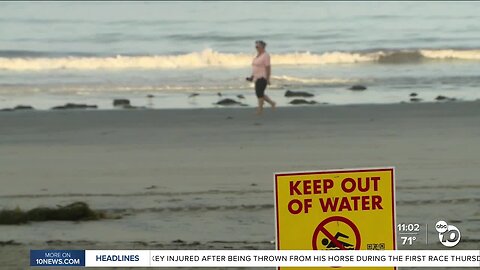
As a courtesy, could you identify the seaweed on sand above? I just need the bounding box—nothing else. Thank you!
[0,202,104,225]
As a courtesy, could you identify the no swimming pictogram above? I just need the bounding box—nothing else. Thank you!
[312,216,361,250]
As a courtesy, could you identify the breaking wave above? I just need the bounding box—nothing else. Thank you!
[1,48,480,71]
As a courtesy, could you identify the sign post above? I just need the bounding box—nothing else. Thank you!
[274,167,396,270]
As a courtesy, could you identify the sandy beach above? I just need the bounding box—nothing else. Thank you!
[1,102,479,269]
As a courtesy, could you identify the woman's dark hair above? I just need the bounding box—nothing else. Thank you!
[255,40,267,48]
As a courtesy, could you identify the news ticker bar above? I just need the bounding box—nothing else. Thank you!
[31,250,480,267]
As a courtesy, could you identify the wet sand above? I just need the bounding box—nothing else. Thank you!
[1,102,479,269]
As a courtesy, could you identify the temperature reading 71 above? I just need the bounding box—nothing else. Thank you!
[401,236,417,245]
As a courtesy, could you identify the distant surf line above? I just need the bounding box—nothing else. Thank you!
[1,48,480,71]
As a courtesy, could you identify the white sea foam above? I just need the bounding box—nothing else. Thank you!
[1,48,480,71]
[272,75,355,84]
[420,49,480,60]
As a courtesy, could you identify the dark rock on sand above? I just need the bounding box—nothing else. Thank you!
[14,105,34,110]
[112,99,145,109]
[289,99,317,105]
[113,99,131,107]
[284,90,314,97]
[435,95,456,102]
[52,103,97,110]
[172,239,185,244]
[1,105,34,111]
[410,98,422,102]
[215,98,246,106]
[410,92,418,97]
[348,85,367,91]
[237,94,245,99]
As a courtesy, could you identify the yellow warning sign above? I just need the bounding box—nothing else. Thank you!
[274,167,396,270]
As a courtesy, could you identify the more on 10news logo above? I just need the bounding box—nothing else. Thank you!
[435,220,461,247]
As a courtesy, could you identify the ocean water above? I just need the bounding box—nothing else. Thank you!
[1,2,480,109]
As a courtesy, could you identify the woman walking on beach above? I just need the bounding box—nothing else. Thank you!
[248,40,275,115]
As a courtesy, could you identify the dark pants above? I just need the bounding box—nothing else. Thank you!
[255,78,267,98]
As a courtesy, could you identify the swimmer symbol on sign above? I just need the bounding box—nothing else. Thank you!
[321,232,354,250]
[312,216,361,250]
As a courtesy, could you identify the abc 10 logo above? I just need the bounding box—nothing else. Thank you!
[435,220,461,247]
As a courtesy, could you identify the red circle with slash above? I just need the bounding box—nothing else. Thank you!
[312,216,361,250]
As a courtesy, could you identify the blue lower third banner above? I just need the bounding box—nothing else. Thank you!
[30,250,85,267]
[29,249,480,267]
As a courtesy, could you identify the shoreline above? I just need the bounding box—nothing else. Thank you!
[1,85,477,111]
[1,98,479,113]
